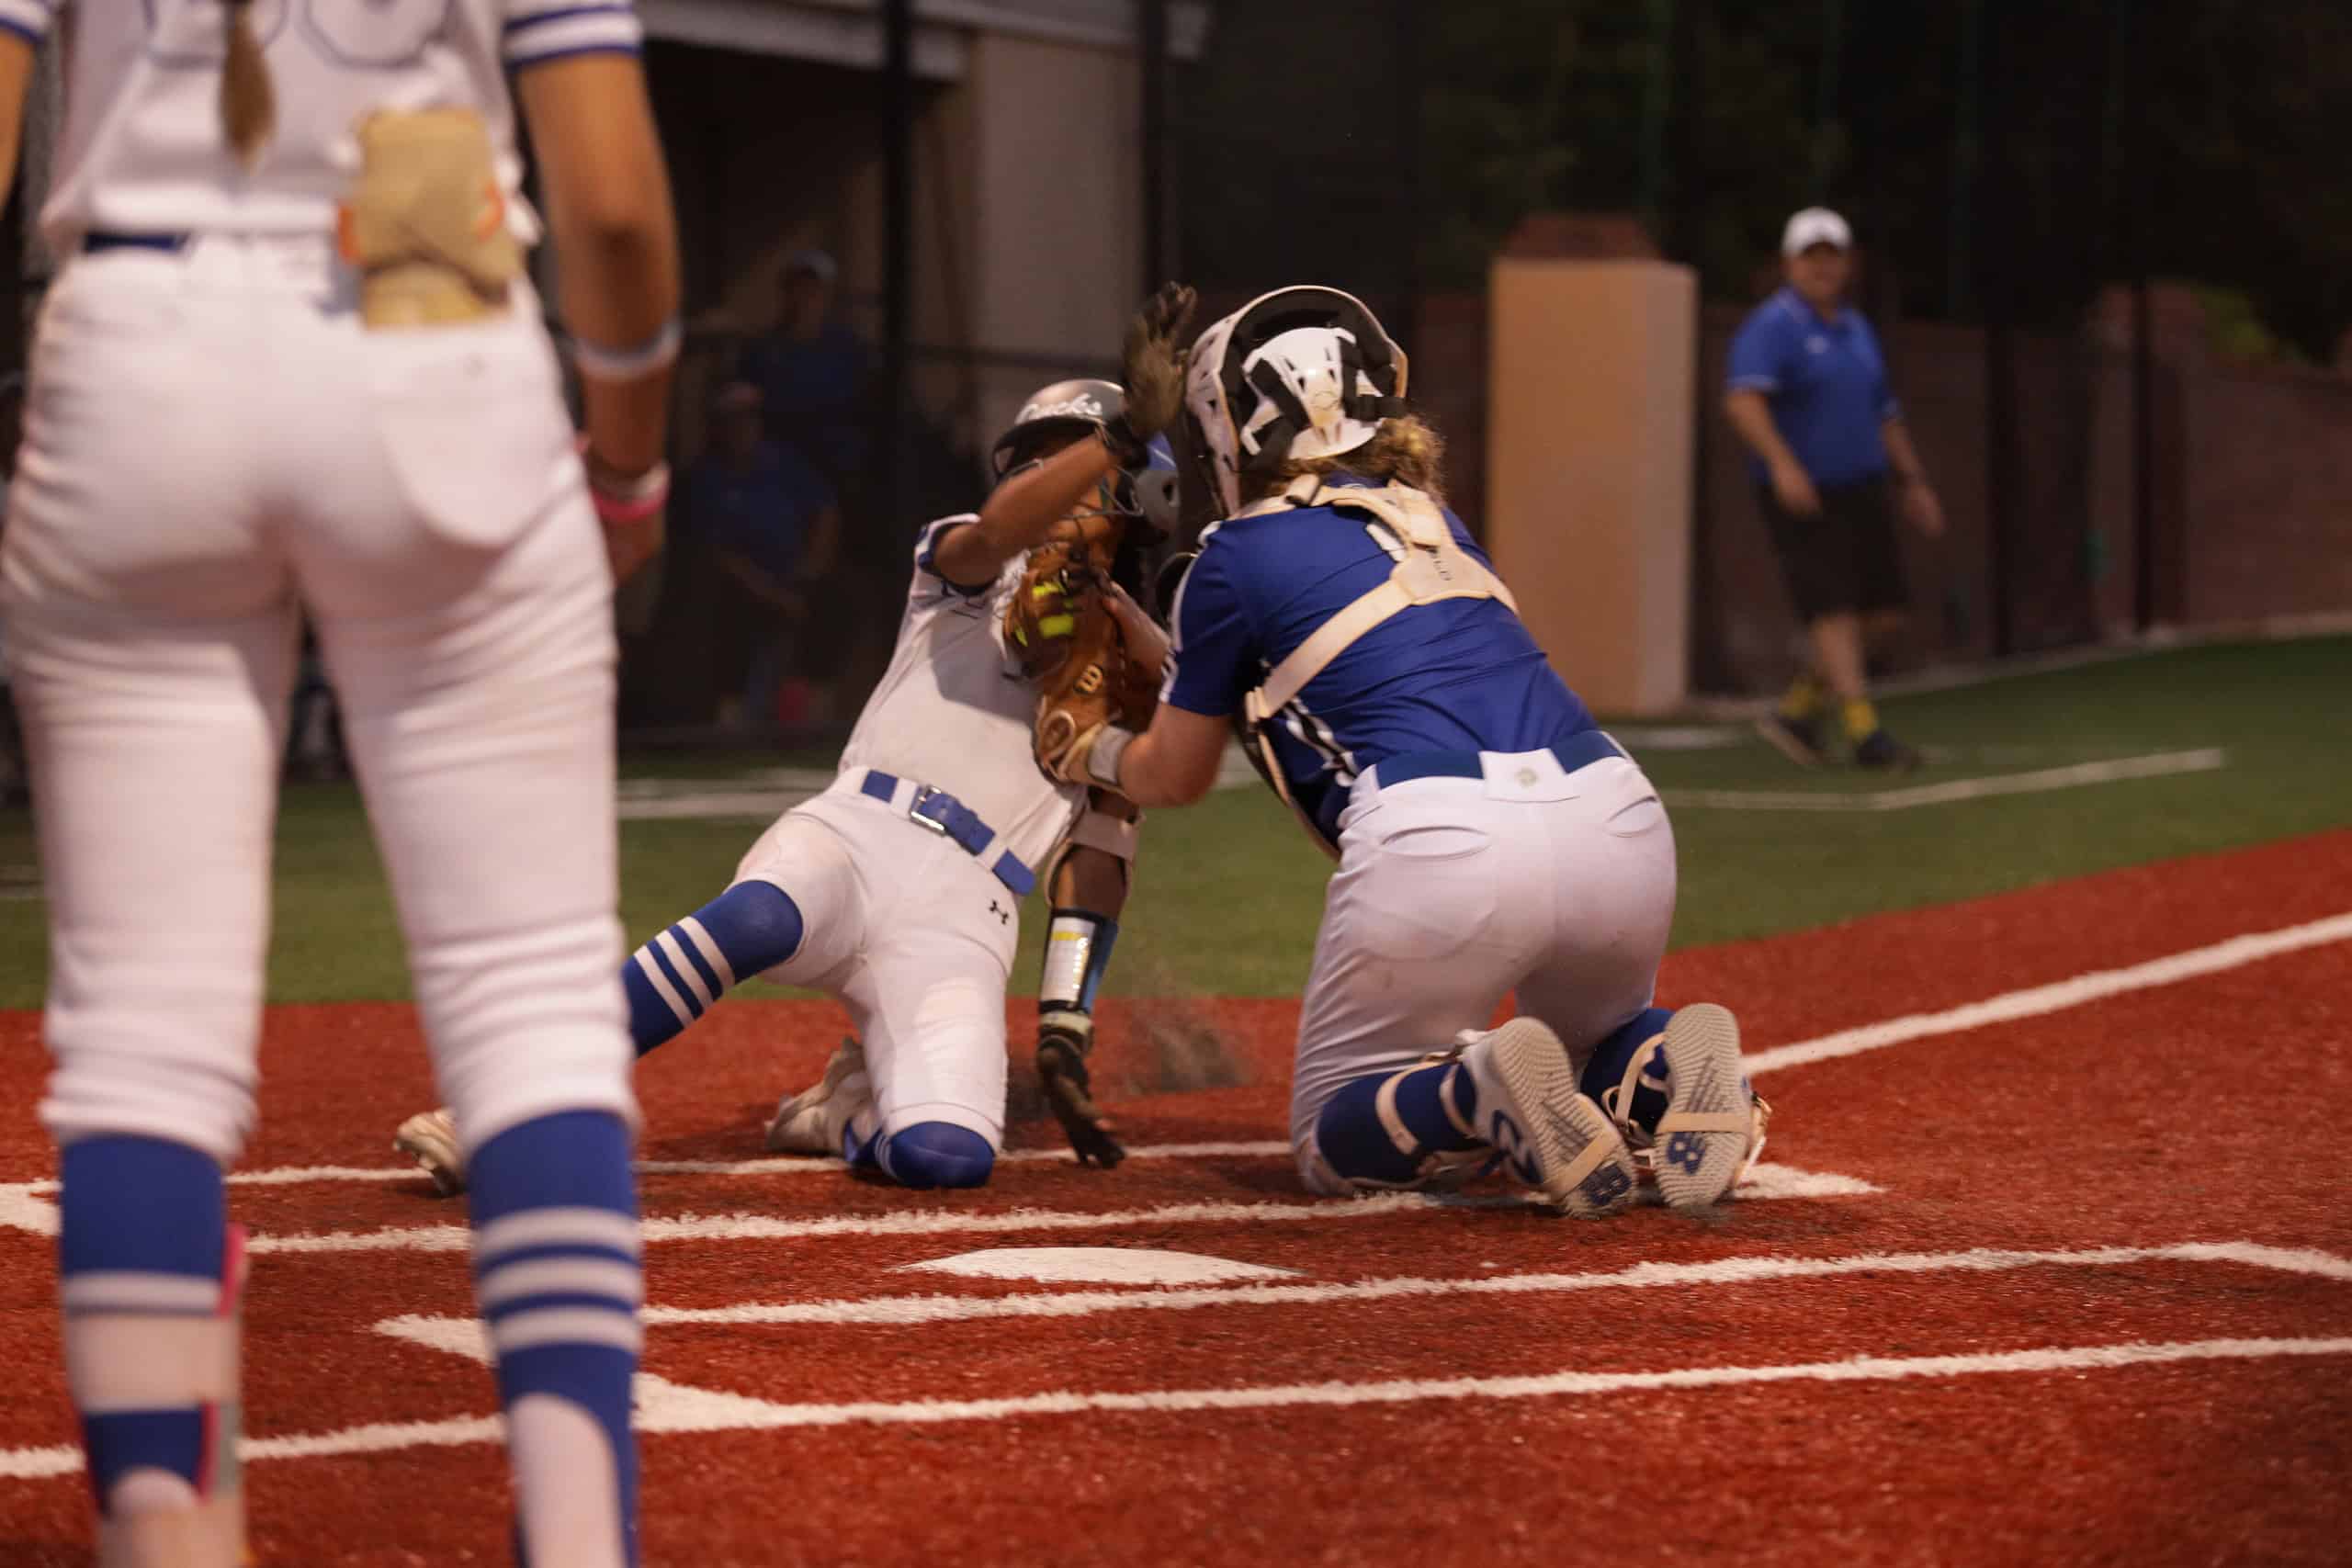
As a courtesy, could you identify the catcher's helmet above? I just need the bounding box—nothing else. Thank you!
[1182,287,1408,517]
[990,378,1126,477]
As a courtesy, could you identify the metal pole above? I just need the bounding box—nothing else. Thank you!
[1394,0,1424,350]
[1812,0,1844,197]
[0,168,22,375]
[1139,0,1169,296]
[879,0,915,538]
[1638,0,1674,234]
[1980,3,2016,658]
[1951,0,1982,318]
[2122,0,2157,631]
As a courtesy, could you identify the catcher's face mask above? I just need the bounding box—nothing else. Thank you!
[1182,285,1408,518]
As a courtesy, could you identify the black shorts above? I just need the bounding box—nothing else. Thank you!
[1758,474,1909,621]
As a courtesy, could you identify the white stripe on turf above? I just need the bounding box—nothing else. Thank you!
[1749,909,2352,1076]
[9,1332,2347,1479]
[372,1238,2352,1351]
[1667,748,2228,812]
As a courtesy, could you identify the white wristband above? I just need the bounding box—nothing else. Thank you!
[571,318,683,382]
[1084,728,1136,792]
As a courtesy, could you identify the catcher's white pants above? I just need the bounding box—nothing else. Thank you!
[4,238,635,1164]
[1290,747,1677,1193]
[729,778,1021,1149]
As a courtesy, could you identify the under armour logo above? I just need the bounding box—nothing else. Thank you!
[989,899,1011,927]
[1663,1131,1706,1176]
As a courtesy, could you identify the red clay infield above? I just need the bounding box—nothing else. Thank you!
[2,830,2349,1564]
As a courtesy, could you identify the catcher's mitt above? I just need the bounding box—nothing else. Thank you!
[1010,513,1159,781]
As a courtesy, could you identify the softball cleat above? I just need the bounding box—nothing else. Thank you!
[393,1107,466,1197]
[1456,1018,1639,1217]
[764,1036,875,1156]
[1646,1003,1757,1210]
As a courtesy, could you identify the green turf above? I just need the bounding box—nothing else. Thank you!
[0,636,2341,1009]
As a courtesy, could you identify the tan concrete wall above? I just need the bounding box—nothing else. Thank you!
[1487,261,1696,715]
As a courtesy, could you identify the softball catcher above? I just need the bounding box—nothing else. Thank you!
[1039,285,1770,1217]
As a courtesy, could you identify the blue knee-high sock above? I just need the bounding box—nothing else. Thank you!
[469,1111,641,1568]
[1582,1007,1675,1134]
[1313,1063,1481,1186]
[58,1136,234,1511]
[622,881,803,1056]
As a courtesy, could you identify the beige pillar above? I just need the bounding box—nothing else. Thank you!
[1486,260,1697,715]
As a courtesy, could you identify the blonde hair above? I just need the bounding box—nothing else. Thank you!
[220,1,276,166]
[1253,414,1447,508]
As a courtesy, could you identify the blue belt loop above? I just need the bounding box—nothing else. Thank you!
[81,231,191,254]
[854,769,1033,897]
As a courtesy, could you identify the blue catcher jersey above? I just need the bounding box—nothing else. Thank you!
[1160,477,1598,842]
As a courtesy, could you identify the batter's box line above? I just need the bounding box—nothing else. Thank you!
[371,1239,2352,1357]
[5,1239,2346,1482]
[0,1162,1876,1247]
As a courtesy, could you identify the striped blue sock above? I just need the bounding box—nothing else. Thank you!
[57,1136,236,1511]
[469,1111,641,1568]
[622,881,803,1055]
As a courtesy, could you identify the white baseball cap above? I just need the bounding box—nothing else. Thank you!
[1781,207,1852,257]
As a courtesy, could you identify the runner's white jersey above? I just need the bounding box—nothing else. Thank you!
[836,516,1086,875]
[9,1,642,253]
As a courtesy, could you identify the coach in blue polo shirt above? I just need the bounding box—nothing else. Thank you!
[1725,207,1945,769]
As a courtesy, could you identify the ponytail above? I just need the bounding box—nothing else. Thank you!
[220,0,276,166]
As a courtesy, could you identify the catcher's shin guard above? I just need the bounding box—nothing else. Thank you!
[1308,1058,1487,1194]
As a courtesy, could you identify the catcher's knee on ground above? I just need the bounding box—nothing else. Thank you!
[876,1122,995,1190]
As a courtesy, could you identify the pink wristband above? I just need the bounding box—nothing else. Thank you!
[576,437,671,525]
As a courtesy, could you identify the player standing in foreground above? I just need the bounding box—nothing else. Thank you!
[0,5,678,1562]
[1039,287,1768,1216]
[394,292,1192,1193]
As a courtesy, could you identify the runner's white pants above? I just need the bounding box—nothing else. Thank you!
[729,780,1022,1150]
[4,238,635,1164]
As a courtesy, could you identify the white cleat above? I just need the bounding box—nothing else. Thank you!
[394,1107,467,1197]
[1646,1003,1758,1211]
[764,1037,875,1156]
[1456,1017,1638,1217]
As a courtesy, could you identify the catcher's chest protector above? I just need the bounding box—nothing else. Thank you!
[1237,477,1520,858]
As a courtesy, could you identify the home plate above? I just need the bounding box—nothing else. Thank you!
[897,1247,1301,1285]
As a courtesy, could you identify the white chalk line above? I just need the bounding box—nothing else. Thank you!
[0,1157,1870,1248]
[370,1240,2352,1354]
[10,1331,2349,1480]
[1668,747,2227,812]
[1749,908,2352,1076]
[0,1140,1302,1202]
[216,1166,1867,1257]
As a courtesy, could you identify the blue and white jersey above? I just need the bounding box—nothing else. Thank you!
[832,517,1087,874]
[1161,477,1597,842]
